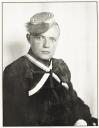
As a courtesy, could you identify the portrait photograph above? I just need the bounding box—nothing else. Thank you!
[2,1,98,126]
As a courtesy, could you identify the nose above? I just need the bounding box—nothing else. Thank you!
[43,38,50,48]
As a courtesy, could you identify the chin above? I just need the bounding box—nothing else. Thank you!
[40,58,51,60]
[39,56,52,60]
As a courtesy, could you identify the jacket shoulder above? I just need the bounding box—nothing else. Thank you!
[3,56,27,77]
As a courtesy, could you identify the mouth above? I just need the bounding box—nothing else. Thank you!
[41,51,50,54]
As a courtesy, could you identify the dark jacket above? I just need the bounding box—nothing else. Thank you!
[3,54,93,126]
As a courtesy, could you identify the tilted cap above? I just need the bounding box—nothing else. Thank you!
[26,12,58,35]
[30,12,54,24]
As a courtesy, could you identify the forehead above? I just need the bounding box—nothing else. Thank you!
[41,25,60,38]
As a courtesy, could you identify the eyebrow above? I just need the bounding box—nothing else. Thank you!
[30,33,59,41]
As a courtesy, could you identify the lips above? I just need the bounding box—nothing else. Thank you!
[41,51,50,54]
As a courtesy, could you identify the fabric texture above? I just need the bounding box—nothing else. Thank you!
[26,12,58,35]
[3,51,93,126]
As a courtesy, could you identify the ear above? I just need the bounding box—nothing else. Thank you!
[26,33,30,42]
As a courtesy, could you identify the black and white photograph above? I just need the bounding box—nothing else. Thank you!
[2,1,98,126]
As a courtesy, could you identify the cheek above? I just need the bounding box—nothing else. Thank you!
[52,43,57,51]
[30,40,41,50]
[31,43,36,51]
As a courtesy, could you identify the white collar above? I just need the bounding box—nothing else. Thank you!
[25,54,52,72]
[25,53,68,96]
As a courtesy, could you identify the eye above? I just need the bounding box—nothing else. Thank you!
[30,34,42,40]
[49,37,56,42]
[35,35,42,40]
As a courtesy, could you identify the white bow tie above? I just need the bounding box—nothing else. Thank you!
[25,54,68,96]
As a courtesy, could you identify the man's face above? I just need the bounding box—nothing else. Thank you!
[29,25,60,60]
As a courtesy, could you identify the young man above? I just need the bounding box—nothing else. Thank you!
[3,12,97,126]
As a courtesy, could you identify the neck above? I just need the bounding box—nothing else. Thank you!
[28,49,51,67]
